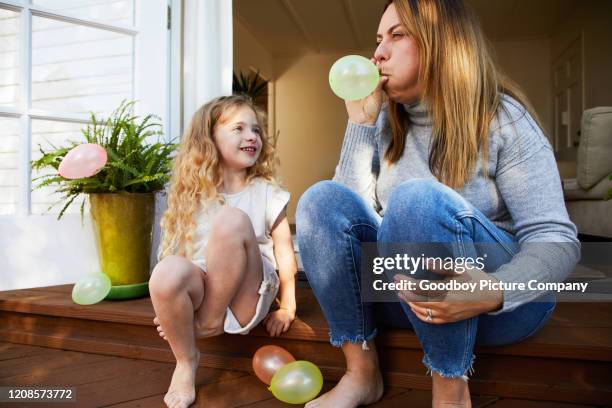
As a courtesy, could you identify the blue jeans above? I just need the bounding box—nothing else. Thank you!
[296,179,555,378]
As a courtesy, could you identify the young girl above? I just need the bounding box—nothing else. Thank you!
[149,95,297,408]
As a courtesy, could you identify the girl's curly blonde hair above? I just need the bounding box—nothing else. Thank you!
[158,95,278,260]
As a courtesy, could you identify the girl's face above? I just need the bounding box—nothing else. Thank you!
[214,106,263,172]
[374,2,423,104]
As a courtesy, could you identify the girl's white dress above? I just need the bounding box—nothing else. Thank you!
[191,178,290,334]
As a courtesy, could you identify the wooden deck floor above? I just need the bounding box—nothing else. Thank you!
[0,342,600,408]
[1,284,611,407]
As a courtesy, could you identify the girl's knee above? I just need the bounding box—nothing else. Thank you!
[210,207,252,241]
[150,255,192,298]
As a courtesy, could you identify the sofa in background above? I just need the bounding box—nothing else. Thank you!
[562,107,612,239]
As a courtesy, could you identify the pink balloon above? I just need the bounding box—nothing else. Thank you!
[58,143,107,179]
[252,345,295,385]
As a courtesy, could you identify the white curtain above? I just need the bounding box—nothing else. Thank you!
[182,0,233,127]
[150,0,233,268]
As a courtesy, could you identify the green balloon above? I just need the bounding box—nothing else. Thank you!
[269,360,323,404]
[72,273,111,305]
[329,55,380,101]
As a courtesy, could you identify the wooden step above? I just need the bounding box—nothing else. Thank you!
[0,284,611,405]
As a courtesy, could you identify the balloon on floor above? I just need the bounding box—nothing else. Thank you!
[252,345,296,385]
[269,360,323,404]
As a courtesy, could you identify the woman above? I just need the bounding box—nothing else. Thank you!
[296,1,580,407]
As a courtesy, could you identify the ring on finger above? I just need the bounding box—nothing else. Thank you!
[426,308,433,321]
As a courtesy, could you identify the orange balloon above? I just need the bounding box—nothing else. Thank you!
[252,345,296,385]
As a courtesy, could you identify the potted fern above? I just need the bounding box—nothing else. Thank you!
[233,69,268,106]
[31,100,177,299]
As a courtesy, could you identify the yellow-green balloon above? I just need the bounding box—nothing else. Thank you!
[269,360,323,404]
[72,273,111,305]
[329,55,380,101]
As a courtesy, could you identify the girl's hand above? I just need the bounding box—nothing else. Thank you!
[263,308,295,337]
[345,58,388,126]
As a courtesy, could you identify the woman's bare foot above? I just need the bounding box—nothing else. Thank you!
[305,366,383,408]
[164,350,201,408]
[432,372,471,408]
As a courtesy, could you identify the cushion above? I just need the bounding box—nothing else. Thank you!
[563,176,612,200]
[577,107,612,189]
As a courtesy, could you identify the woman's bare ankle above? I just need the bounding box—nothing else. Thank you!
[432,372,471,407]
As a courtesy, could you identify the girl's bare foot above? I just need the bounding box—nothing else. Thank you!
[154,315,224,340]
[154,316,168,341]
[164,350,201,408]
[304,366,383,408]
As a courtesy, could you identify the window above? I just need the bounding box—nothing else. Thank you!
[0,0,169,216]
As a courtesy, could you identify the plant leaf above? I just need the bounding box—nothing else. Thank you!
[30,100,177,215]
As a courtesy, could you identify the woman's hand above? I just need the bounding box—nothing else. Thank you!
[345,58,388,125]
[263,308,295,337]
[394,264,504,324]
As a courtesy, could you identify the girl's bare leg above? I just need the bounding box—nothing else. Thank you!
[149,255,205,408]
[150,207,263,407]
[194,206,263,334]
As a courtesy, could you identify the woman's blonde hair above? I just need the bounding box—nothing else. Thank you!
[158,95,278,259]
[384,0,543,188]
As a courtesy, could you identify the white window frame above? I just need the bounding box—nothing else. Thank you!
[0,0,177,290]
[0,0,173,217]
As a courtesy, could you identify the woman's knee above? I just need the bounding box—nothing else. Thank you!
[297,180,342,218]
[297,181,344,236]
[149,255,193,298]
[385,179,469,222]
[379,179,470,245]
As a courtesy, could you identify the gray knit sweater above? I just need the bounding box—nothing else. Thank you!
[333,94,580,313]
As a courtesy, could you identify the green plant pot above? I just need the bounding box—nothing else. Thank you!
[106,281,150,300]
[90,192,155,299]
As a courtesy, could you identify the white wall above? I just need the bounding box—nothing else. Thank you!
[273,51,371,222]
[233,17,273,79]
[0,192,166,291]
[0,215,98,291]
